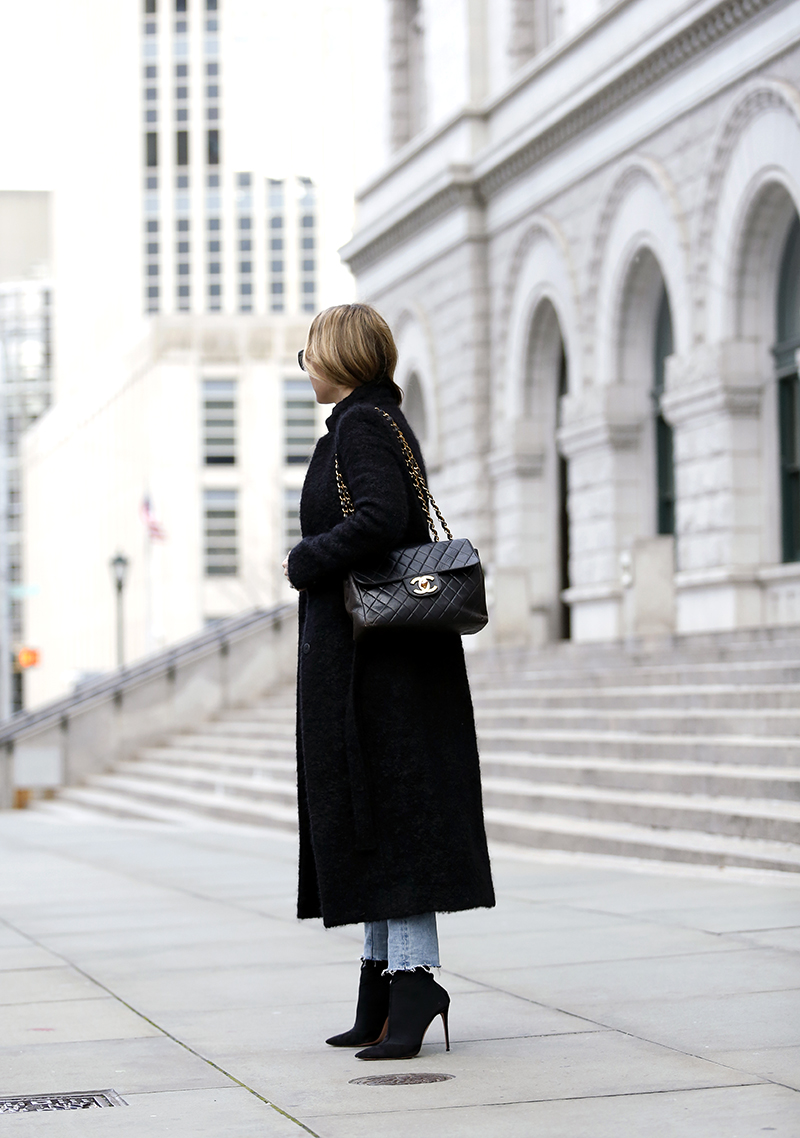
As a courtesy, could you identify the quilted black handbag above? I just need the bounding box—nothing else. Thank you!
[336,409,489,640]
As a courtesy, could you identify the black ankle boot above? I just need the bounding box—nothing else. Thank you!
[355,967,450,1060]
[326,959,390,1047]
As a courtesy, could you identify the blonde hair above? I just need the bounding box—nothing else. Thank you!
[304,303,402,401]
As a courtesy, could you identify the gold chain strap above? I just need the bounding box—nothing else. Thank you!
[335,408,453,542]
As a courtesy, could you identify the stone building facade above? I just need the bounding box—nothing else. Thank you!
[343,0,800,645]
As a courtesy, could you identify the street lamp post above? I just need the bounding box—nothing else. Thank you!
[110,553,129,669]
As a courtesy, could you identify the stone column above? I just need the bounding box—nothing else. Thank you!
[488,427,547,645]
[557,385,648,642]
[661,341,766,633]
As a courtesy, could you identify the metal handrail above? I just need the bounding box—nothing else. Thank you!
[0,602,296,746]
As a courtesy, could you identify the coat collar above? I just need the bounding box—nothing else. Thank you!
[325,382,400,432]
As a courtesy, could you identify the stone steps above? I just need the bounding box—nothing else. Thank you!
[473,683,800,709]
[475,707,800,735]
[482,809,800,874]
[43,629,800,873]
[477,726,800,765]
[479,751,800,800]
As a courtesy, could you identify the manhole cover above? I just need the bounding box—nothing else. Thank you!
[0,1090,126,1113]
[350,1073,455,1086]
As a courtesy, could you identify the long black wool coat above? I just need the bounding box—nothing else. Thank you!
[287,381,495,929]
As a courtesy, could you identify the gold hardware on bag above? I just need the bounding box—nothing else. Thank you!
[335,409,453,542]
[409,574,438,595]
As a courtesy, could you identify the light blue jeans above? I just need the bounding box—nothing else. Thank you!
[363,912,440,971]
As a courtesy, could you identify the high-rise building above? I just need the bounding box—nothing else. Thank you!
[20,0,373,708]
[0,192,53,712]
[138,0,317,319]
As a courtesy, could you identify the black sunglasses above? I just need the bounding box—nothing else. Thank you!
[298,349,306,371]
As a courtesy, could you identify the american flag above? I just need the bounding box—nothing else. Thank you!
[140,495,166,541]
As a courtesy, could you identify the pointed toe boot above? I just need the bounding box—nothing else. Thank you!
[326,959,390,1047]
[355,967,450,1060]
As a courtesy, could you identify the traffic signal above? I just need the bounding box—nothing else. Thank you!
[14,648,40,671]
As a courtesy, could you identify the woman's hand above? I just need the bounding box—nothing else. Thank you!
[282,556,297,590]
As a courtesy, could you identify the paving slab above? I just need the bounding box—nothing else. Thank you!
[0,997,162,1046]
[0,945,64,971]
[0,1036,235,1095]
[708,1044,800,1092]
[0,1087,305,1137]
[475,945,800,1009]
[1,811,799,1136]
[227,1032,755,1118]
[303,1083,800,1138]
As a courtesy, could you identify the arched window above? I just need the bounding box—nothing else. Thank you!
[653,286,675,535]
[402,371,427,447]
[775,214,800,563]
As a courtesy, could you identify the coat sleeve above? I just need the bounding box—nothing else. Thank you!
[287,407,410,590]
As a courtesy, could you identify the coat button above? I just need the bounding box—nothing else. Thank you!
[302,643,310,654]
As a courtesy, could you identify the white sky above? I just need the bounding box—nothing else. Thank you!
[0,0,386,217]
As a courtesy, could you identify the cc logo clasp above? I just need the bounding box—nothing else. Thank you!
[409,574,439,596]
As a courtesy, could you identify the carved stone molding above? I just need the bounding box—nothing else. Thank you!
[343,0,785,274]
[661,341,767,423]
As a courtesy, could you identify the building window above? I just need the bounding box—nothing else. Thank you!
[146,176,158,190]
[178,264,190,275]
[178,285,190,297]
[147,264,159,276]
[207,128,219,165]
[146,110,157,123]
[653,286,675,536]
[775,214,800,563]
[176,62,188,77]
[145,87,157,100]
[145,133,158,166]
[238,217,251,230]
[175,19,187,33]
[206,17,218,30]
[284,378,317,464]
[147,220,159,233]
[239,282,252,295]
[302,237,314,250]
[270,216,283,230]
[177,218,190,232]
[208,217,220,230]
[148,286,160,298]
[145,20,157,34]
[207,61,218,75]
[389,0,426,150]
[177,240,189,254]
[208,240,220,252]
[176,85,188,99]
[202,379,236,465]
[208,262,220,274]
[206,84,219,97]
[239,239,252,252]
[147,242,159,254]
[176,130,189,165]
[204,489,238,575]
[209,283,221,296]
[145,0,156,11]
[145,65,157,78]
[239,261,252,274]
[176,0,186,9]
[207,0,217,9]
[272,238,284,251]
[283,486,302,551]
[271,259,283,273]
[176,174,189,189]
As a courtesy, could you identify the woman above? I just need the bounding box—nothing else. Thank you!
[283,303,494,1061]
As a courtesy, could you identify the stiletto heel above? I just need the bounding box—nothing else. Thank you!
[355,968,451,1060]
[326,959,390,1047]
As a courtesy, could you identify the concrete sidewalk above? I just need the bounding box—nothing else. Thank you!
[0,812,798,1137]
